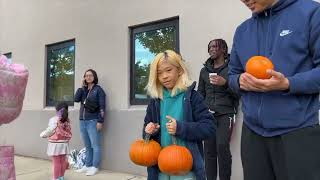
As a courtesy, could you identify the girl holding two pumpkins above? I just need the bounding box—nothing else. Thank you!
[143,50,216,180]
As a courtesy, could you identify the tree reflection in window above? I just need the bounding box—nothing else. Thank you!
[46,40,75,106]
[130,17,179,105]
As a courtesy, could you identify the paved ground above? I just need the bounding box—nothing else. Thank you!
[15,156,147,180]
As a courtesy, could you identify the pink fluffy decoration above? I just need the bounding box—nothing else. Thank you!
[0,55,29,125]
[0,146,16,180]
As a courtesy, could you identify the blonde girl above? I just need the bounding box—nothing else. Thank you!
[143,50,215,180]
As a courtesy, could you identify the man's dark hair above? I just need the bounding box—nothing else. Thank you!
[83,69,99,84]
[207,39,228,58]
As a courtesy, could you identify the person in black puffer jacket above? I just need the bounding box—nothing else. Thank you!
[198,39,239,180]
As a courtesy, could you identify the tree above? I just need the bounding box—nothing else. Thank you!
[135,27,176,54]
[133,26,177,99]
[48,46,75,104]
[134,61,150,96]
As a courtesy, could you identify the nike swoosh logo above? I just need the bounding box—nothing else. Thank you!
[280,30,293,37]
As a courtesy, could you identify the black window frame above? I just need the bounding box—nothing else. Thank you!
[45,39,76,107]
[129,17,179,105]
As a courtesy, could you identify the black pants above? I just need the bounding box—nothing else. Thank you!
[241,123,320,180]
[204,114,234,180]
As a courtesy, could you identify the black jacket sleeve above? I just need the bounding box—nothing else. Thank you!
[197,68,206,98]
[97,87,106,123]
[142,100,160,140]
[74,88,83,103]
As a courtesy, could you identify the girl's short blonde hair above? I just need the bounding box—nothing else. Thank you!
[146,50,192,99]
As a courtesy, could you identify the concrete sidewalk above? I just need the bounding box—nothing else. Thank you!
[15,156,147,180]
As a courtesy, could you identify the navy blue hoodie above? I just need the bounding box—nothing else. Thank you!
[229,0,320,137]
[143,82,216,180]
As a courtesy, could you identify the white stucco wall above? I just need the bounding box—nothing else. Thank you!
[0,0,250,179]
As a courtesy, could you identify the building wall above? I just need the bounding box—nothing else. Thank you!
[0,0,250,179]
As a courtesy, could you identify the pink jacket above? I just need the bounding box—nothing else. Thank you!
[40,116,72,143]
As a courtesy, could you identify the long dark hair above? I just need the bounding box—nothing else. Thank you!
[83,69,99,84]
[55,102,69,123]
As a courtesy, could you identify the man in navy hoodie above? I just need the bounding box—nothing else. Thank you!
[228,0,320,180]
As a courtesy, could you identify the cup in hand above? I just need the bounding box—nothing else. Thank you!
[209,73,217,77]
[209,73,217,84]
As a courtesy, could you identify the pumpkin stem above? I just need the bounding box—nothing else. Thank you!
[171,135,177,145]
[144,133,151,143]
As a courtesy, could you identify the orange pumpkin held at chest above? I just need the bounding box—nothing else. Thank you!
[158,144,193,176]
[246,56,274,79]
[129,137,161,167]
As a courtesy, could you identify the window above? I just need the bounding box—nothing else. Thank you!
[46,39,75,106]
[3,52,12,63]
[130,17,179,105]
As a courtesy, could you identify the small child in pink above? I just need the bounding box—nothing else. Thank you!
[40,102,72,180]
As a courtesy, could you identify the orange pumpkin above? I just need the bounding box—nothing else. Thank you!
[158,137,193,176]
[246,56,274,79]
[129,135,161,167]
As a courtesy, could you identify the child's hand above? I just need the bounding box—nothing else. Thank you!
[40,130,50,138]
[145,122,160,134]
[40,131,47,138]
[166,115,177,135]
[40,126,55,138]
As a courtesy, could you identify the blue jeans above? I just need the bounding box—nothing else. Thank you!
[80,119,102,168]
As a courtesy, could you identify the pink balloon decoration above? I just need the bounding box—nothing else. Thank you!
[0,55,29,125]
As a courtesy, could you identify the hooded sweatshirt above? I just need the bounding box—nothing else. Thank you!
[228,0,320,137]
[143,82,216,180]
[198,58,239,115]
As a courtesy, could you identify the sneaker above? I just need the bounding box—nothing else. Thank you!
[75,166,89,173]
[86,167,98,176]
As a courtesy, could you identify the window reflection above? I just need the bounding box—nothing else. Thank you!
[46,40,75,106]
[131,18,179,105]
